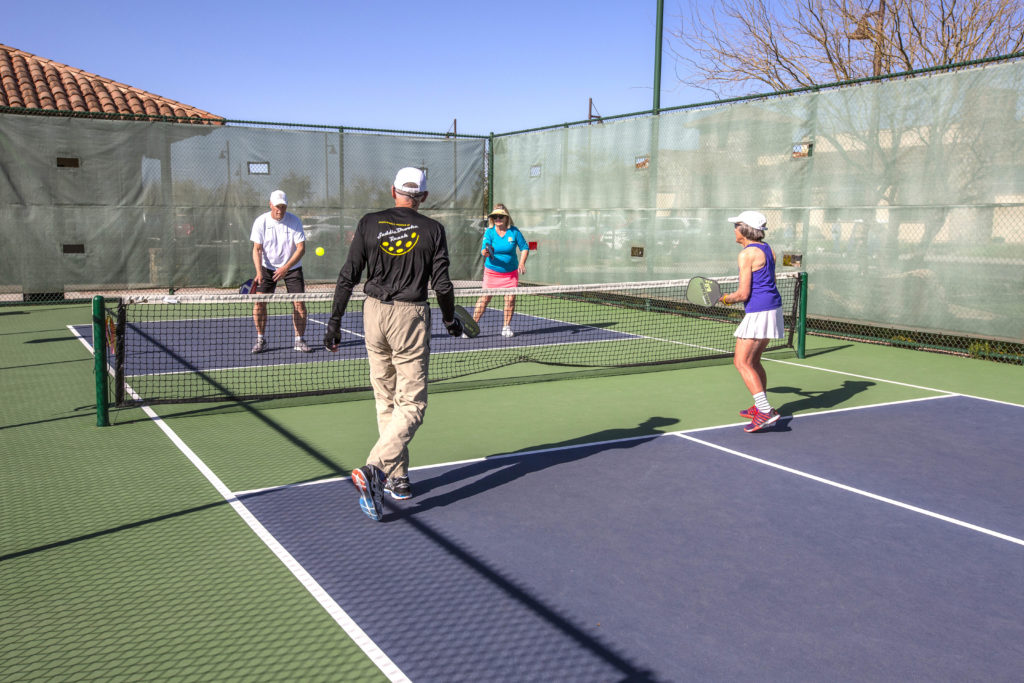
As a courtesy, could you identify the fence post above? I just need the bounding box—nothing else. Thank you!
[92,295,110,426]
[797,272,808,359]
[487,133,494,213]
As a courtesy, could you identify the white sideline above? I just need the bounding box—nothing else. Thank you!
[69,324,410,683]
[672,427,1024,548]
[72,318,1024,678]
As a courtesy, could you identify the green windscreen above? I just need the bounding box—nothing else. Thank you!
[0,117,487,295]
[493,59,1024,345]
[3,56,1022,355]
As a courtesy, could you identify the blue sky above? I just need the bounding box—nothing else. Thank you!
[5,0,713,136]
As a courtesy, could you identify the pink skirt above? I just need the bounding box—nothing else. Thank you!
[483,268,519,288]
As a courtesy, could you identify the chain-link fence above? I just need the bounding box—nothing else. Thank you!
[0,116,488,298]
[492,58,1024,363]
[3,57,1023,363]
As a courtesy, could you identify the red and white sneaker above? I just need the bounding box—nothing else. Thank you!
[744,409,780,433]
[351,465,386,521]
[739,405,758,420]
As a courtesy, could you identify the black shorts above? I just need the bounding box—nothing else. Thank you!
[255,266,305,294]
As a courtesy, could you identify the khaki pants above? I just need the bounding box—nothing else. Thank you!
[363,297,431,479]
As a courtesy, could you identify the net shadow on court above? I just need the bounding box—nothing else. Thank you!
[239,397,1024,681]
[239,418,684,682]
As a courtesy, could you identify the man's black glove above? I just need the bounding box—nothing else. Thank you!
[324,318,342,351]
[444,317,464,337]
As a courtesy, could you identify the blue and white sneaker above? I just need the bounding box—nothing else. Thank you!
[385,476,412,500]
[351,465,386,521]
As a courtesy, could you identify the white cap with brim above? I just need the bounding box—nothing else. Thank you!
[270,190,288,206]
[393,167,427,195]
[728,210,767,230]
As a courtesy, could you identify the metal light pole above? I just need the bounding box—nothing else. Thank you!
[324,135,337,204]
[653,0,664,114]
[220,140,231,194]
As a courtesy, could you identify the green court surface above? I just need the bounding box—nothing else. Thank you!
[2,303,1023,680]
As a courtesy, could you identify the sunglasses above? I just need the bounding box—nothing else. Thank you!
[491,214,507,220]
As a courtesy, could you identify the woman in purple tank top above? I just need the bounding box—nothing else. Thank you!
[718,210,784,433]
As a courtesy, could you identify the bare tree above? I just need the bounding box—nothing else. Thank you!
[669,0,1024,97]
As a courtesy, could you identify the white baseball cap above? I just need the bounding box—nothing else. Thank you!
[393,167,427,195]
[727,210,767,230]
[269,190,288,206]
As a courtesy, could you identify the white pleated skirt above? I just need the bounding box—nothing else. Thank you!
[734,308,784,339]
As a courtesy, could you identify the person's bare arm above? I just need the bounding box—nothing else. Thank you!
[722,248,762,304]
[252,243,264,283]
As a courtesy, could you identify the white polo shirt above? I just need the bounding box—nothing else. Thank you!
[250,211,305,269]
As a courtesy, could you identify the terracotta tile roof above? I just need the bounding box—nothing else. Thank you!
[0,43,224,125]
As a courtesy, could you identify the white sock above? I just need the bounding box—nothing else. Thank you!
[257,334,265,340]
[753,391,771,413]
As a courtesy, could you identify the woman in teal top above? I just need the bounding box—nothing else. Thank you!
[471,204,529,337]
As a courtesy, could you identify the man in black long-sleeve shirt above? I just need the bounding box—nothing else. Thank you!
[324,167,462,521]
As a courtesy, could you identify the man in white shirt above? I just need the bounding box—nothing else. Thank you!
[250,190,309,353]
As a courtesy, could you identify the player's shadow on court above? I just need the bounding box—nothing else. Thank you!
[395,416,679,517]
[772,380,874,422]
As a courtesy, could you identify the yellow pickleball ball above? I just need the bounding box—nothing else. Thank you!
[315,247,325,256]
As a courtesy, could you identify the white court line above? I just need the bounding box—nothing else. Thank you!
[142,407,410,683]
[237,395,1024,550]
[671,430,1024,548]
[236,394,963,497]
[683,393,961,432]
[69,326,409,683]
[953,393,1024,408]
[71,315,1024,675]
[764,357,1024,408]
[308,318,365,339]
[232,431,667,497]
[234,476,353,498]
[112,317,364,378]
[764,357,961,394]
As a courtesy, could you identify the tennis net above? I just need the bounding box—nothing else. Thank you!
[101,273,804,406]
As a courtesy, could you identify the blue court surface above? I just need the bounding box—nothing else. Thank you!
[74,308,637,376]
[237,395,1024,681]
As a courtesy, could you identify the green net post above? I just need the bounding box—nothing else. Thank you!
[92,295,110,427]
[797,272,808,359]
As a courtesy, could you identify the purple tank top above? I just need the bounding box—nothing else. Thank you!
[744,243,782,313]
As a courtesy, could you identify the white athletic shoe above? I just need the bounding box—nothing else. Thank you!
[501,326,514,338]
[293,338,311,352]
